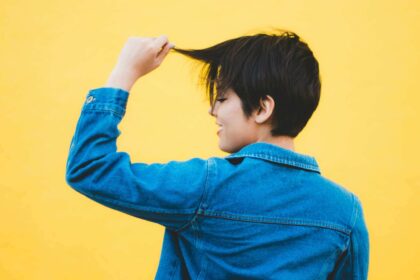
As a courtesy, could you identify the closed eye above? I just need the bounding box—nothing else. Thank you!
[216,98,227,103]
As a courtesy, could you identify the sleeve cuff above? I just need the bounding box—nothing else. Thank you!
[82,87,130,118]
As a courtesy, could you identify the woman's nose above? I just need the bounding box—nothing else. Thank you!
[208,106,215,116]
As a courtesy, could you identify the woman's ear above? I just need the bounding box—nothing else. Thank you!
[254,95,275,124]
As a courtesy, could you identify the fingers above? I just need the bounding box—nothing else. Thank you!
[154,35,169,49]
[154,34,174,61]
[156,41,173,62]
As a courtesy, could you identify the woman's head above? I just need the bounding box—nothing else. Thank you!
[173,30,321,152]
[172,29,321,150]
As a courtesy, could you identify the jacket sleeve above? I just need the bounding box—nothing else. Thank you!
[65,87,209,232]
[330,195,370,279]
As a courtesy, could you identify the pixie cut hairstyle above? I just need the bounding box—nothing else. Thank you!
[172,29,321,137]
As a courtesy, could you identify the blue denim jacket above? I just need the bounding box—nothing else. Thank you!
[66,87,369,279]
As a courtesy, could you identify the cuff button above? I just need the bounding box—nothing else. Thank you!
[86,96,94,103]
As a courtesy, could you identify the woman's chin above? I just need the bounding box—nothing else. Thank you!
[218,141,236,154]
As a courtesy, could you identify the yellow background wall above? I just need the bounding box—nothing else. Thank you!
[0,0,418,279]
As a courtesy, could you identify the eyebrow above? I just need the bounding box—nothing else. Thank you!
[216,84,229,97]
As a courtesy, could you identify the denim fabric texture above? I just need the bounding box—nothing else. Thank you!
[65,87,369,279]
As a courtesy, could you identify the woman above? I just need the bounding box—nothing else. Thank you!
[65,30,369,279]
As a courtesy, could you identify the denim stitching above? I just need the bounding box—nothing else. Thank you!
[201,210,350,235]
[349,194,359,231]
[226,153,320,173]
[85,102,126,109]
[82,108,125,119]
[175,158,212,233]
[83,102,126,112]
[350,194,361,279]
[193,160,213,279]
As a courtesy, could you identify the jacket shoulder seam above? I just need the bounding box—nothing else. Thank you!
[175,158,212,232]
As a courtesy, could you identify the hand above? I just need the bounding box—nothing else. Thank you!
[105,35,174,91]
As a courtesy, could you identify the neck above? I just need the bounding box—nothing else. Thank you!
[257,135,295,151]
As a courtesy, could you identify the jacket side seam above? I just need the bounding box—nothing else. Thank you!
[316,246,342,280]
[350,194,361,280]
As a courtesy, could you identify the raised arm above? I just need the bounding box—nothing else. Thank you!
[65,36,210,232]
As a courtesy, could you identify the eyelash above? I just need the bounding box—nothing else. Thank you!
[216,98,227,103]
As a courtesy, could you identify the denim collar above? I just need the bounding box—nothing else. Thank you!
[225,142,320,173]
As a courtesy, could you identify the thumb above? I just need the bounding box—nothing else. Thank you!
[156,41,174,62]
[154,34,169,50]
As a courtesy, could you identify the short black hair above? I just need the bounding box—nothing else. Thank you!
[172,29,321,137]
